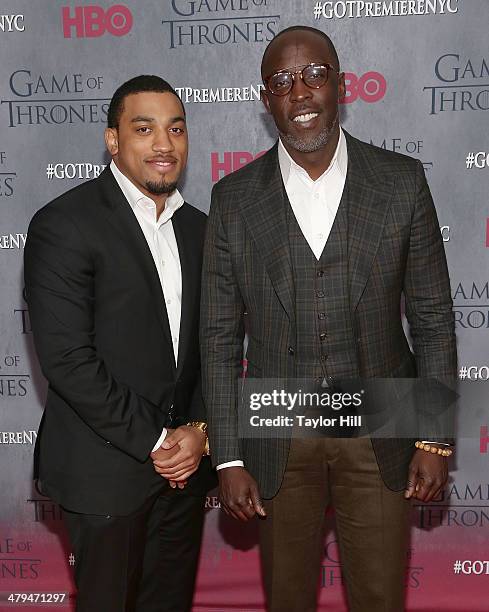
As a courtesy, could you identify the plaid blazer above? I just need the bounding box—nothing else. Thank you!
[201,131,457,497]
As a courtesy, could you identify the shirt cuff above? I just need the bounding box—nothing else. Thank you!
[216,460,244,470]
[152,427,168,452]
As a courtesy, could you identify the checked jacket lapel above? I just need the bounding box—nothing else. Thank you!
[239,144,295,321]
[236,133,395,325]
[344,132,395,312]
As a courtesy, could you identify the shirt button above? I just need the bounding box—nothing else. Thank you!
[317,233,324,240]
[166,298,172,305]
[316,290,325,298]
[314,193,320,199]
[161,260,165,267]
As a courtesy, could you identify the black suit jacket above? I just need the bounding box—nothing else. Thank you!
[25,167,215,516]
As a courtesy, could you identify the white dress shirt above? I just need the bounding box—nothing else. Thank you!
[110,160,183,451]
[217,130,348,471]
[279,126,348,259]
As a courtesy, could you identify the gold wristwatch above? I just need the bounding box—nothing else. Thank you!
[187,421,210,456]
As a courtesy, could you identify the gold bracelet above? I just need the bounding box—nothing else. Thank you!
[187,421,210,456]
[415,441,452,457]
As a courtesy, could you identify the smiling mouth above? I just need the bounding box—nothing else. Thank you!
[146,159,178,174]
[147,159,176,167]
[292,112,319,123]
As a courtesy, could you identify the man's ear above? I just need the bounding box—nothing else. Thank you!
[105,127,119,157]
[261,88,271,114]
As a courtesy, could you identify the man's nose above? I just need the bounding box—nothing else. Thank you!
[152,130,174,152]
[289,73,313,102]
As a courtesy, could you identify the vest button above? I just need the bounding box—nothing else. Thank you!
[321,354,328,361]
[288,346,295,355]
[319,333,327,341]
[317,270,325,277]
[316,290,325,298]
[318,312,326,320]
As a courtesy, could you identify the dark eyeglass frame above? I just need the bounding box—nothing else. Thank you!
[263,62,339,97]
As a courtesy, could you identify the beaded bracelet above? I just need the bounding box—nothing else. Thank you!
[415,441,452,457]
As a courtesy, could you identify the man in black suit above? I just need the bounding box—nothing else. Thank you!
[24,75,215,612]
[201,27,456,611]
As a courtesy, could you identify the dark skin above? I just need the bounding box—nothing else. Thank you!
[261,30,345,180]
[218,29,449,520]
[404,447,449,502]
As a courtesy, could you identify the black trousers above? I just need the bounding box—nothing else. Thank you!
[63,485,206,612]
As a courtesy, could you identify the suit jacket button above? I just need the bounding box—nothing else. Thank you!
[288,346,295,355]
[106,440,111,445]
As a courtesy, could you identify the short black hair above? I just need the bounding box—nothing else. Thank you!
[107,75,183,129]
[261,26,340,77]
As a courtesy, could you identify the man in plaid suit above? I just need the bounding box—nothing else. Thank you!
[200,26,456,611]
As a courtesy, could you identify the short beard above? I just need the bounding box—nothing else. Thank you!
[280,111,339,154]
[145,179,178,196]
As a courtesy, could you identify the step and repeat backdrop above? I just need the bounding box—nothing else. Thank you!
[1,1,488,610]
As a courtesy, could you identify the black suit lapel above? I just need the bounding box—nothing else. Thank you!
[240,146,295,321]
[172,207,198,376]
[96,168,175,358]
[344,133,395,311]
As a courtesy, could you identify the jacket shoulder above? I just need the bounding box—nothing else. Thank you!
[28,175,102,231]
[346,133,422,176]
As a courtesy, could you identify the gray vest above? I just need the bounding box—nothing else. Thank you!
[286,190,359,383]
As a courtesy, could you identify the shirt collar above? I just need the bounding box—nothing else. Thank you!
[110,159,184,221]
[278,126,347,187]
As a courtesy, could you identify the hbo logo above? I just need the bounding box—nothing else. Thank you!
[341,72,387,104]
[62,4,133,38]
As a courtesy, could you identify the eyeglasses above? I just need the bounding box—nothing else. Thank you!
[263,62,339,97]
